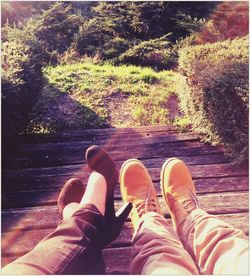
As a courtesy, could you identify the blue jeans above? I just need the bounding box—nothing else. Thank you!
[2,204,106,274]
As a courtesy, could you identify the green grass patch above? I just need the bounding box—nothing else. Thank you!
[26,62,184,132]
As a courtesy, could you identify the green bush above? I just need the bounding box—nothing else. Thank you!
[178,36,249,163]
[74,19,107,56]
[102,37,133,61]
[30,3,83,60]
[1,32,43,160]
[118,35,174,70]
[171,33,199,68]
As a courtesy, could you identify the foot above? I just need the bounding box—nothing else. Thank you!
[85,145,132,246]
[160,158,199,233]
[120,159,163,230]
[57,178,85,218]
[85,145,118,215]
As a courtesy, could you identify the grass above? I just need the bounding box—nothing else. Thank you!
[26,62,187,133]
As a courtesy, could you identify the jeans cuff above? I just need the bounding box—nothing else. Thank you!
[71,203,106,234]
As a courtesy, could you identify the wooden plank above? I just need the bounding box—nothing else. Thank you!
[6,145,225,169]
[2,191,248,232]
[1,212,248,257]
[19,125,178,144]
[14,139,204,160]
[5,159,242,185]
[2,176,249,209]
[2,161,248,194]
[10,139,207,165]
[3,153,230,191]
[194,176,248,194]
[17,132,200,153]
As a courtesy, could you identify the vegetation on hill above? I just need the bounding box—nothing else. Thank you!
[178,36,249,163]
[26,62,183,132]
[1,1,249,163]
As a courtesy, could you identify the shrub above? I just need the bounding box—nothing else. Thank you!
[118,35,174,70]
[30,3,83,57]
[198,2,249,43]
[74,18,107,56]
[102,37,133,61]
[57,47,82,65]
[1,30,43,161]
[171,33,199,68]
[178,36,249,163]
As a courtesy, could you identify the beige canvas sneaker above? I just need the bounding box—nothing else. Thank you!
[120,159,163,229]
[160,158,199,232]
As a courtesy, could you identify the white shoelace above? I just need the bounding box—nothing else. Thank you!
[132,188,158,218]
[181,189,199,214]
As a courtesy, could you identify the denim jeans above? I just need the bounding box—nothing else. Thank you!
[130,210,248,274]
[2,204,106,274]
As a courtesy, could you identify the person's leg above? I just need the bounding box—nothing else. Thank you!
[2,146,131,275]
[161,157,249,275]
[63,173,107,218]
[2,175,107,275]
[120,159,199,275]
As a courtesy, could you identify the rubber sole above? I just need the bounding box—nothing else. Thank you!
[160,157,180,228]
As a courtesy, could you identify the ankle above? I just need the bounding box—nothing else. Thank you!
[80,172,107,215]
[63,202,80,219]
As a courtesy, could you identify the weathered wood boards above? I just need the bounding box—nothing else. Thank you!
[1,125,249,273]
[2,191,249,233]
[2,176,249,208]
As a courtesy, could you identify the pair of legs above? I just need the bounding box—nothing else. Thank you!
[2,146,248,274]
[2,146,131,274]
[2,173,109,274]
[120,158,249,274]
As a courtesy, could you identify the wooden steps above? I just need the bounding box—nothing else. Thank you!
[1,125,249,274]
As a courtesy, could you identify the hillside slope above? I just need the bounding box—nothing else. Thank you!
[26,62,185,133]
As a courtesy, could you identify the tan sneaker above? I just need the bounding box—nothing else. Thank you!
[120,159,163,229]
[160,158,199,232]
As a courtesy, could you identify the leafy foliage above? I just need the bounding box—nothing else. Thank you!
[2,1,218,67]
[175,13,206,34]
[119,35,174,70]
[178,36,249,163]
[73,18,107,56]
[1,30,43,159]
[2,0,247,166]
[29,3,83,61]
[198,2,249,43]
[102,37,134,61]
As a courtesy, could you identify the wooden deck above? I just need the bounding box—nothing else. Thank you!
[1,125,249,274]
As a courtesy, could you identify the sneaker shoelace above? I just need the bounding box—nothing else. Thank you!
[132,188,158,218]
[181,189,199,214]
